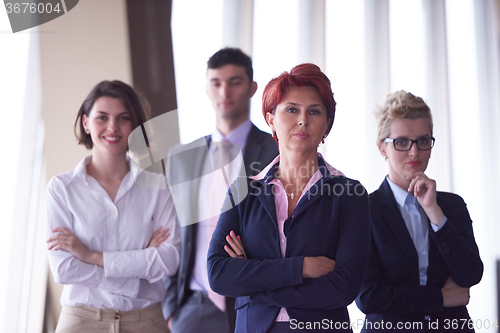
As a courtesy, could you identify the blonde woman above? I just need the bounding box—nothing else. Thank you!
[356,90,483,332]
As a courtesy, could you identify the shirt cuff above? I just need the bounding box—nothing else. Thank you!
[103,250,148,279]
[431,216,447,232]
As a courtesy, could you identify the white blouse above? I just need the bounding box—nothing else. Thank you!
[45,156,180,311]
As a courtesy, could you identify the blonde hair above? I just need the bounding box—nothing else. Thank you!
[375,90,433,143]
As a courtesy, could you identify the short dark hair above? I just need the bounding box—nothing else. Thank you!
[74,80,150,149]
[207,47,254,81]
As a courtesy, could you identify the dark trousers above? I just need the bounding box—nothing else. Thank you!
[171,290,232,333]
[268,322,304,333]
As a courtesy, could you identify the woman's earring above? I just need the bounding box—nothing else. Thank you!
[272,133,277,140]
[321,136,325,144]
[85,128,89,134]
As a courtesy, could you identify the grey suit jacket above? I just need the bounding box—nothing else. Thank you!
[162,124,278,329]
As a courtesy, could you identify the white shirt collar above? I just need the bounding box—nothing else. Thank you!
[70,155,137,188]
[386,176,413,207]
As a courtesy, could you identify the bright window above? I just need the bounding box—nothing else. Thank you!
[0,8,30,331]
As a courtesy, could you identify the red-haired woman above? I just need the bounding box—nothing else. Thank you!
[207,64,371,332]
[45,80,180,332]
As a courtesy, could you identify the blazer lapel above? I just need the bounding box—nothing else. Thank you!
[285,158,336,225]
[426,231,440,279]
[167,136,210,227]
[253,181,282,258]
[378,179,419,275]
[290,177,326,221]
[254,182,279,228]
[243,124,264,176]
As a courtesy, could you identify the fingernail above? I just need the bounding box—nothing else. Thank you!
[238,235,241,240]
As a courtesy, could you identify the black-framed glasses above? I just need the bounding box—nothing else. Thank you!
[383,137,435,151]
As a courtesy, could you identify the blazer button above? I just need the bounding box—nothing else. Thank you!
[444,247,450,253]
[438,236,445,242]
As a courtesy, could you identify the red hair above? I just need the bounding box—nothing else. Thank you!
[262,63,336,136]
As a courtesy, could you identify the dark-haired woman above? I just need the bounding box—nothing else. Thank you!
[46,80,180,333]
[207,64,371,332]
[356,90,483,332]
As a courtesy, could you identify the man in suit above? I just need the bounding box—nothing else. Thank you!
[162,47,278,333]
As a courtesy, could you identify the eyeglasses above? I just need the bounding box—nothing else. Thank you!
[383,137,435,151]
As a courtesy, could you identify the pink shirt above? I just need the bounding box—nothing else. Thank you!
[189,120,252,304]
[251,153,344,321]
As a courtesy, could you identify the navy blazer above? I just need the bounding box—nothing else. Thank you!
[208,157,371,333]
[356,179,483,332]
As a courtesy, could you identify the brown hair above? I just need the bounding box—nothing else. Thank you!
[74,80,150,149]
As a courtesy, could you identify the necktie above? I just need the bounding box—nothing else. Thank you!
[405,194,429,285]
[204,139,234,311]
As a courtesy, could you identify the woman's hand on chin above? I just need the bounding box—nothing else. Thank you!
[407,172,437,206]
[407,172,445,226]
